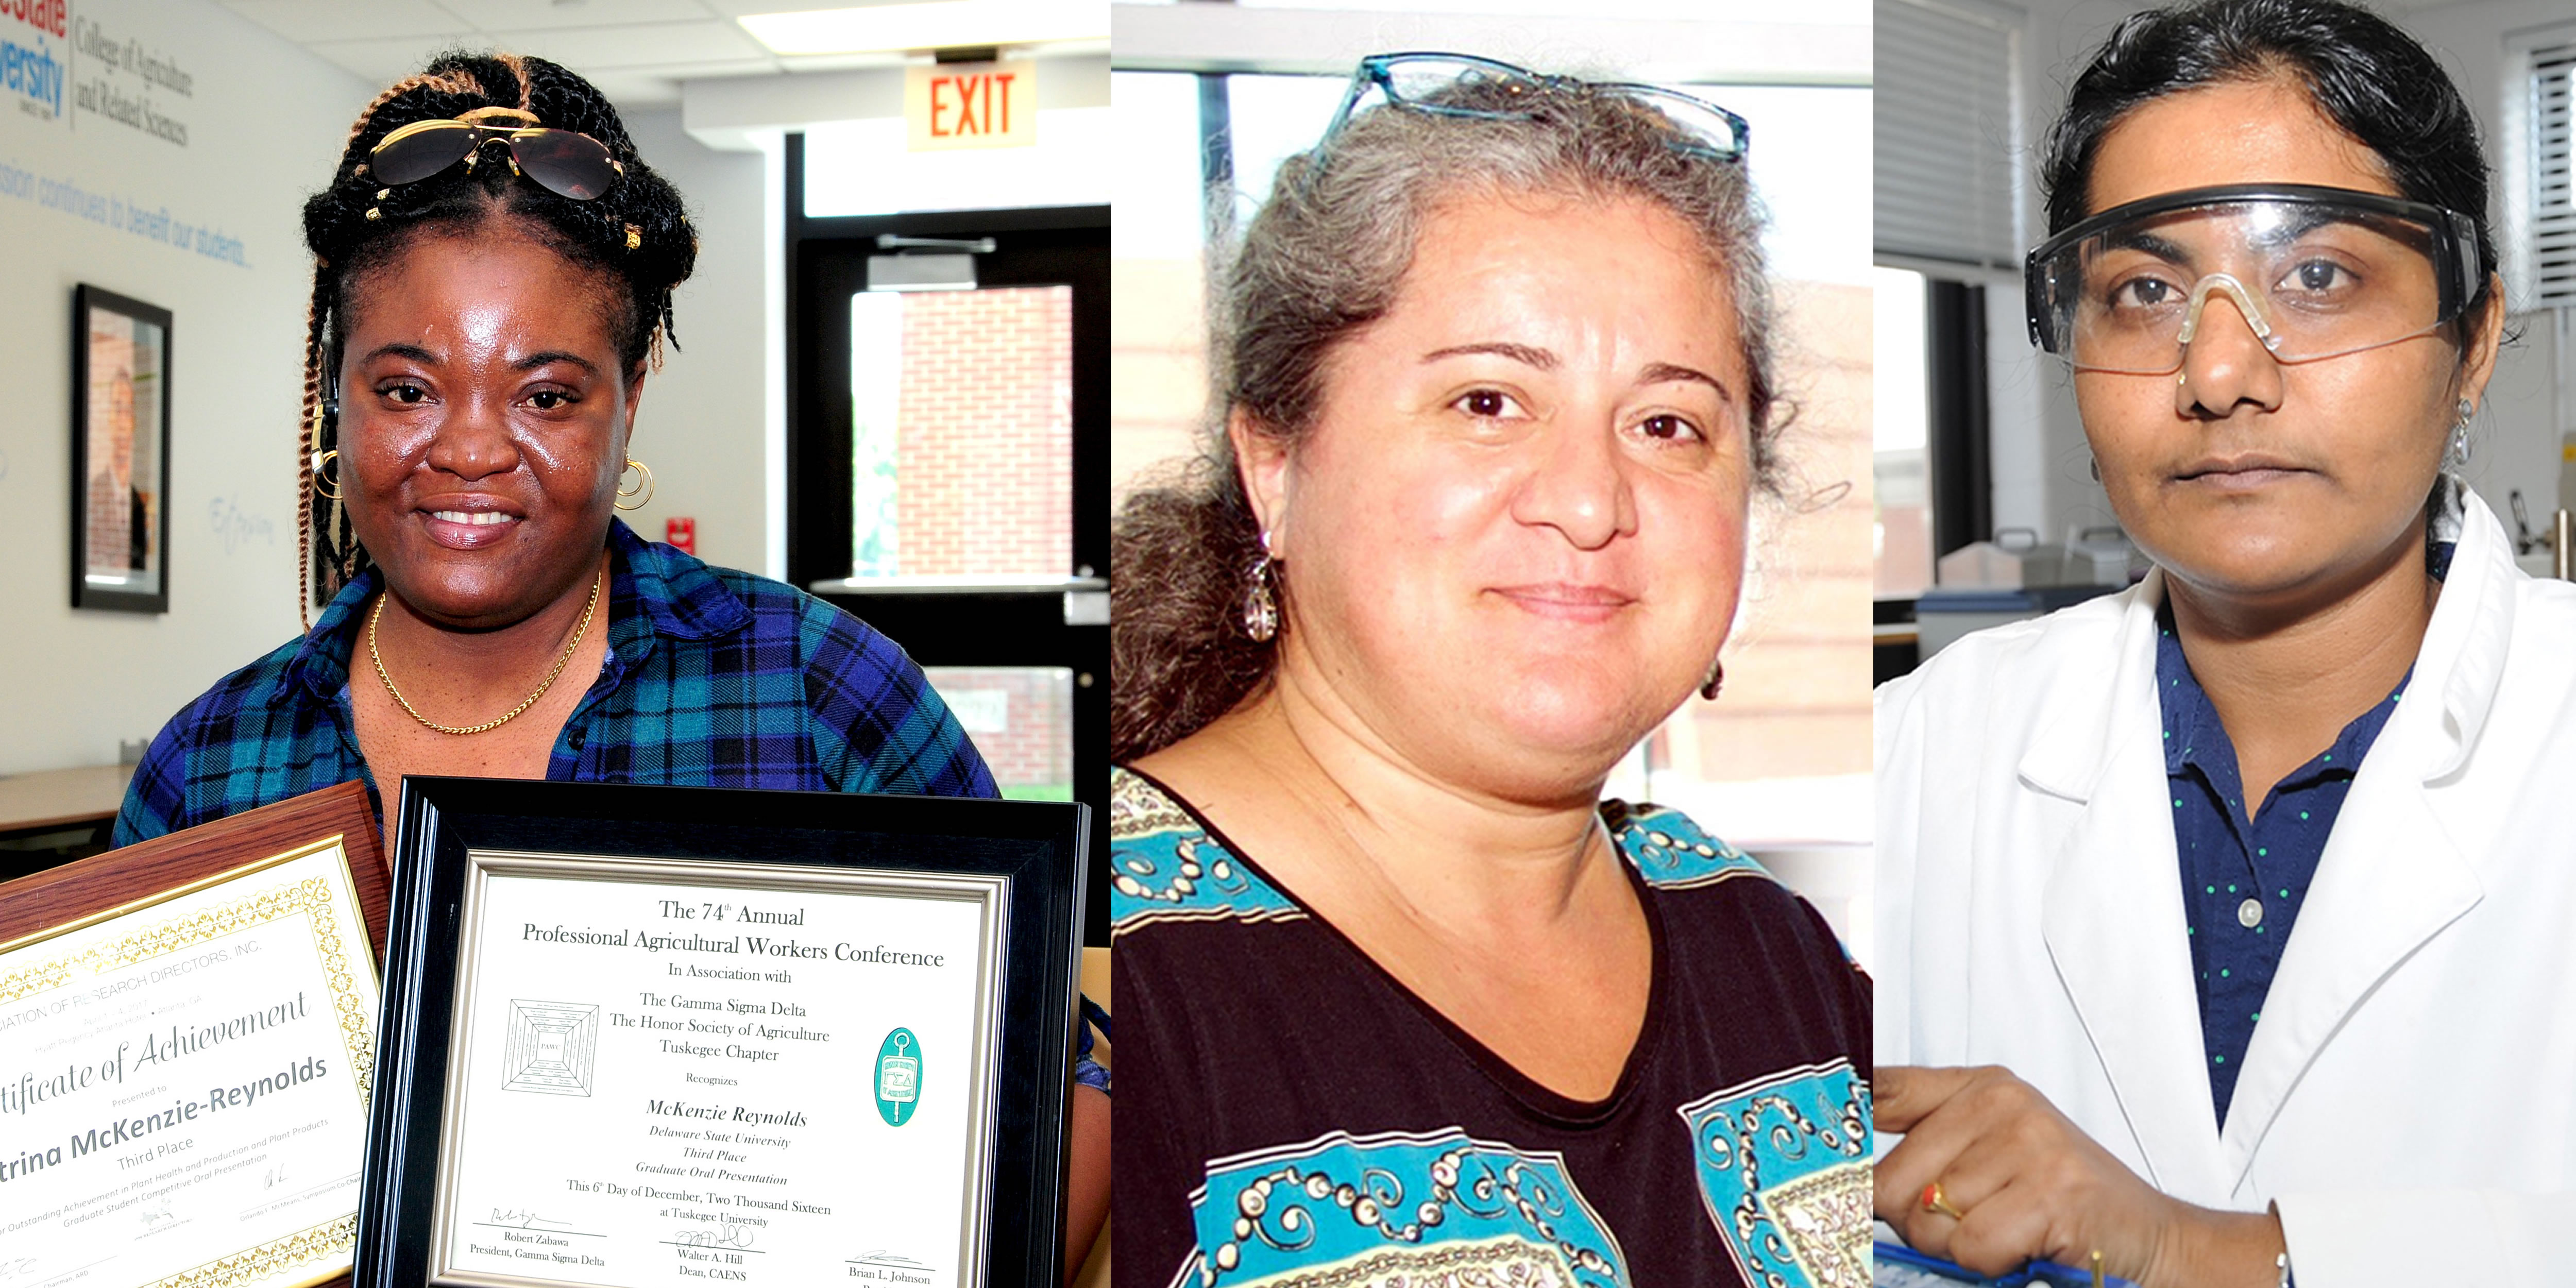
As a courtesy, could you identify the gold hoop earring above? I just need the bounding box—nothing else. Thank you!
[615,456,655,511]
[310,449,343,501]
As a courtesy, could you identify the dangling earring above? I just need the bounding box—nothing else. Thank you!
[310,449,343,501]
[614,456,655,510]
[1700,658,1724,701]
[1241,533,1279,643]
[2448,398,2473,470]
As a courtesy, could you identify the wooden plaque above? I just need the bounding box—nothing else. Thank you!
[0,780,388,1288]
[0,779,389,957]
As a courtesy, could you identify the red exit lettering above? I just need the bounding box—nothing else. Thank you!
[928,72,1018,138]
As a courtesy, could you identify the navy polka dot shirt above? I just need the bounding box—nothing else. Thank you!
[2155,601,2409,1126]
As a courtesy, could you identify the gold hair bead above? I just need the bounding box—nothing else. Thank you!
[366,207,381,220]
[354,161,368,176]
[375,188,390,200]
[625,224,642,251]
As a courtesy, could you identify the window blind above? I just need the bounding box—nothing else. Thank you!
[1876,0,2023,270]
[2522,32,2576,309]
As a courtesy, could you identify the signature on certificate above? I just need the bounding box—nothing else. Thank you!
[671,1225,757,1249]
[490,1209,577,1231]
[0,1256,40,1284]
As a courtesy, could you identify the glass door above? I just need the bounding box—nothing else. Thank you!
[787,138,1108,938]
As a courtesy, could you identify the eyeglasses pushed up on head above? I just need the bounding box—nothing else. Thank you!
[1319,52,1750,165]
[366,106,624,201]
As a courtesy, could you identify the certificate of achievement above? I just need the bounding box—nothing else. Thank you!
[0,837,382,1288]
[426,854,1007,1288]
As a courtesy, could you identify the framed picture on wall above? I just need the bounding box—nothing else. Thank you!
[71,284,173,613]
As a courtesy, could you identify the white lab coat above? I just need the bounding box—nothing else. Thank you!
[1876,490,2576,1286]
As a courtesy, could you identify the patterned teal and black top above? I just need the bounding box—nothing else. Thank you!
[1109,766,1872,1288]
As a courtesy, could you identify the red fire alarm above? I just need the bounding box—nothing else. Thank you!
[665,517,696,554]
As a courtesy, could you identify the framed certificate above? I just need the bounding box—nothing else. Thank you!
[358,778,1089,1288]
[0,781,391,1288]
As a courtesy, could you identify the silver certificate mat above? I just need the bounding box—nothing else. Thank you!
[358,778,1089,1288]
[432,852,1008,1287]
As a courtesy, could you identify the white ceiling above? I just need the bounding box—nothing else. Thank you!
[219,0,1106,109]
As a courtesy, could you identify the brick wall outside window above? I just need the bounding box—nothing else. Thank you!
[880,286,1075,576]
[924,666,1074,797]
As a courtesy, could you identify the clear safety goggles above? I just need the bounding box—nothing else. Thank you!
[2024,183,2480,375]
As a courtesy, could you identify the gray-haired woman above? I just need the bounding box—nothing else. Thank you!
[1108,54,1870,1287]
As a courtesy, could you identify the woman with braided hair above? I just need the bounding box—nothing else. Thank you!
[108,51,1108,1274]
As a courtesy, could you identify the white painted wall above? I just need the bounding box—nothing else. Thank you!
[2401,0,2569,535]
[1989,0,2154,545]
[619,109,770,581]
[0,0,365,776]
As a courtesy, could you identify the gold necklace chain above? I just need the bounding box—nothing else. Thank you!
[370,570,602,736]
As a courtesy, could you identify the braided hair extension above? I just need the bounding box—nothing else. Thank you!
[295,52,698,627]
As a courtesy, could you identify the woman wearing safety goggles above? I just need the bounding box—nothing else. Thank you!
[1878,1,2576,1285]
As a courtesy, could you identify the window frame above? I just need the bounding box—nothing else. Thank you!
[782,133,1112,941]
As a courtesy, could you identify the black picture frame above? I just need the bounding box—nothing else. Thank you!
[70,283,174,613]
[357,777,1089,1288]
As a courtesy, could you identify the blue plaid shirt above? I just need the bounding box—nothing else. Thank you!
[116,519,995,839]
[113,520,1109,1093]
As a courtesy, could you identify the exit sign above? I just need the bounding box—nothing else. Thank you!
[906,60,1036,151]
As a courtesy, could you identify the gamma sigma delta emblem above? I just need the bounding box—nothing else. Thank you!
[876,1027,922,1125]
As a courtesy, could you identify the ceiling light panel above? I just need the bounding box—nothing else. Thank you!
[426,0,724,32]
[508,20,771,69]
[308,33,484,82]
[739,2,1108,55]
[222,0,464,45]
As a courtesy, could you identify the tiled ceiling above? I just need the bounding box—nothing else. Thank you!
[220,0,1100,108]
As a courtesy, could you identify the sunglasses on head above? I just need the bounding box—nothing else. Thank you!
[365,106,624,201]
